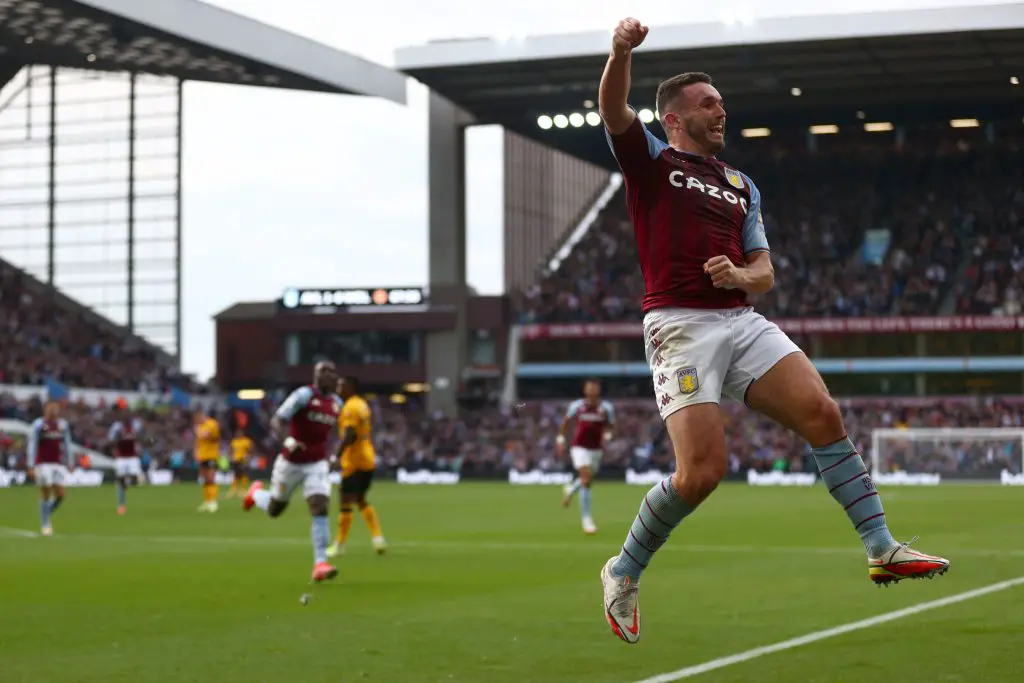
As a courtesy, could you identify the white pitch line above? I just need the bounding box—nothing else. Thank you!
[629,575,1024,683]
[0,529,1022,558]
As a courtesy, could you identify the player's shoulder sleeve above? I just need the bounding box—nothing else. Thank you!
[739,172,769,255]
[565,399,582,420]
[107,421,121,441]
[340,398,365,428]
[30,417,43,434]
[602,401,617,424]
[356,397,371,419]
[275,386,313,421]
[604,111,668,180]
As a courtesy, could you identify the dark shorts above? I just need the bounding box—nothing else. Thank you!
[341,469,375,496]
[232,460,247,475]
[199,459,218,471]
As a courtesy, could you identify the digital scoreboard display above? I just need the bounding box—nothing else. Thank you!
[280,287,426,310]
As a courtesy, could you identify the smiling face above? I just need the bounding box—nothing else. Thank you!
[656,73,727,157]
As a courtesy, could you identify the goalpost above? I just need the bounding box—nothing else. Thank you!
[870,427,1024,482]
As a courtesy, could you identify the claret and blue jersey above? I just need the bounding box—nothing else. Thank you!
[605,114,769,312]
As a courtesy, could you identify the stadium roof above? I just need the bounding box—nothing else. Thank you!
[215,301,276,322]
[0,0,407,103]
[395,3,1024,167]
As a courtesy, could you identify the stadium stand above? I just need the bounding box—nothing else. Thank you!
[0,258,203,392]
[5,390,1019,479]
[519,124,1024,323]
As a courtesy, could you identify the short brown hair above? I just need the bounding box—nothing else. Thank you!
[655,72,713,116]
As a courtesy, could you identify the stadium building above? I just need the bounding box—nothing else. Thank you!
[214,286,510,402]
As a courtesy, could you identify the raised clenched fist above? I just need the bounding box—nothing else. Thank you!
[612,17,649,54]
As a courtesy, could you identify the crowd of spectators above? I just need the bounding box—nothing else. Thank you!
[0,259,204,392]
[4,390,1019,480]
[519,124,1024,323]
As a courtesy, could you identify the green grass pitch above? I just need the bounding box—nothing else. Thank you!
[1,482,1022,683]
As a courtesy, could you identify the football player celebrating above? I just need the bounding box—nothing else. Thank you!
[597,17,948,644]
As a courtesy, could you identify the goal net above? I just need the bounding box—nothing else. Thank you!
[870,428,1024,484]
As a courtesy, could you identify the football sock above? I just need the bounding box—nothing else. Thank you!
[338,508,354,545]
[311,516,330,564]
[238,474,250,490]
[579,486,593,520]
[229,480,238,495]
[203,483,218,504]
[566,478,582,497]
[117,482,126,507]
[611,476,694,581]
[360,505,383,538]
[40,499,51,528]
[49,494,64,514]
[812,436,896,557]
[252,489,272,512]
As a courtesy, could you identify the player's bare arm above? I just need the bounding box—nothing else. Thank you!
[271,415,304,452]
[338,426,357,455]
[703,252,774,294]
[556,416,571,456]
[599,18,648,134]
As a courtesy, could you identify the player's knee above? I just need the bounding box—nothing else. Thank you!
[356,497,368,510]
[670,435,727,505]
[670,459,724,505]
[308,498,328,517]
[267,501,287,518]
[802,392,845,444]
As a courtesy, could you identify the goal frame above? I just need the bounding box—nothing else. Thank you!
[870,427,1024,477]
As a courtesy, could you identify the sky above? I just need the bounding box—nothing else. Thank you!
[43,0,1024,379]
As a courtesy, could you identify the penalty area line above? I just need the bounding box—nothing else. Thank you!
[628,575,1024,683]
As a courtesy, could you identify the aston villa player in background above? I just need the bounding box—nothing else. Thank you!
[108,413,145,514]
[243,361,343,582]
[26,401,74,536]
[596,17,948,644]
[556,378,615,535]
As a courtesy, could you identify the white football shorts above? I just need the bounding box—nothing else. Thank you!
[644,306,801,420]
[569,447,603,473]
[35,463,69,487]
[114,457,143,479]
[269,456,330,501]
